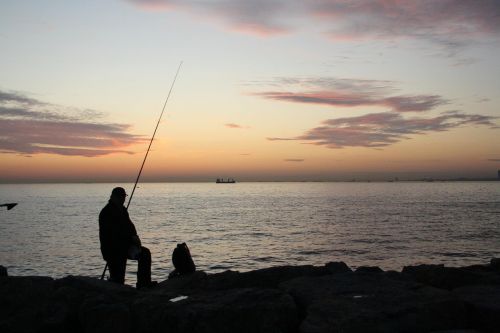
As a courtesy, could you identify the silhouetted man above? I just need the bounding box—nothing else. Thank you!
[99,187,155,288]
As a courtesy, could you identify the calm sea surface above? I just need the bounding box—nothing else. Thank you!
[0,182,499,284]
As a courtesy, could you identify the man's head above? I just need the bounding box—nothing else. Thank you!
[110,187,127,205]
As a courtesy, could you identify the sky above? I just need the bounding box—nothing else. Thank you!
[1,0,499,182]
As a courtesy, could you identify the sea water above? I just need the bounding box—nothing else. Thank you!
[0,182,499,285]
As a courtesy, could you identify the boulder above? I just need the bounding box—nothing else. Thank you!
[0,276,55,333]
[430,329,481,333]
[131,287,299,333]
[401,264,496,290]
[155,271,208,295]
[281,271,469,333]
[324,262,352,274]
[79,296,131,333]
[205,265,328,290]
[355,266,384,274]
[453,285,500,333]
[490,258,500,271]
[55,275,137,298]
[54,276,138,332]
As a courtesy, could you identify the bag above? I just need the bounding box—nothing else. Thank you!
[171,242,196,276]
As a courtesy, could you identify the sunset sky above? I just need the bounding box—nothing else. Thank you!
[1,0,499,182]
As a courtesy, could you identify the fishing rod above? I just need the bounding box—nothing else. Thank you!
[100,62,183,280]
[127,61,182,209]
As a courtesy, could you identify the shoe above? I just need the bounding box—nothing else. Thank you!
[136,281,158,290]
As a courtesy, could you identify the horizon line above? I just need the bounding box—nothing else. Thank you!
[0,178,499,185]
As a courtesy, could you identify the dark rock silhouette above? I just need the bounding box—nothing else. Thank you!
[402,264,500,290]
[1,260,499,333]
[491,258,500,270]
[281,271,467,332]
[355,265,384,274]
[0,265,7,277]
[453,285,500,332]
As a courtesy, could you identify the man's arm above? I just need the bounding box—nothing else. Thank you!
[124,208,141,246]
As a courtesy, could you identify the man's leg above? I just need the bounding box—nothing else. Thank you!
[137,246,152,287]
[108,257,127,284]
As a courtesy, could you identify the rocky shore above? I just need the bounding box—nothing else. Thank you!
[1,259,499,333]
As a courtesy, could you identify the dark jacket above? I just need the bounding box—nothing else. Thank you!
[99,201,138,262]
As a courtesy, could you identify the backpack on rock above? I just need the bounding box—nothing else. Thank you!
[169,242,196,278]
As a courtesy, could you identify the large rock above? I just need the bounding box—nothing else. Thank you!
[152,265,330,295]
[155,271,209,295]
[355,266,384,274]
[430,329,481,333]
[55,275,137,298]
[453,285,500,333]
[0,273,299,333]
[0,275,139,333]
[490,258,500,271]
[80,296,132,333]
[402,264,500,290]
[325,262,352,274]
[281,271,469,333]
[205,264,330,290]
[132,287,299,333]
[0,276,55,333]
[55,276,138,333]
[0,265,7,276]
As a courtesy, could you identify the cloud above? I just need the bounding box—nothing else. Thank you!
[126,0,500,48]
[267,137,296,141]
[225,123,247,129]
[259,91,446,112]
[259,76,498,149]
[125,0,174,11]
[268,112,498,149]
[0,90,145,157]
[248,77,395,93]
[284,159,304,162]
[313,1,500,43]
[0,90,42,106]
[383,95,446,112]
[127,0,295,35]
[254,77,448,112]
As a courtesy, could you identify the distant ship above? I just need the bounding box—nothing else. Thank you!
[216,178,236,183]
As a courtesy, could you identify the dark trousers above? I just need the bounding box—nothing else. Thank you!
[108,246,152,286]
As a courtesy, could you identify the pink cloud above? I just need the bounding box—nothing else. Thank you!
[126,0,500,49]
[225,123,249,129]
[127,0,294,36]
[268,111,498,149]
[0,90,145,157]
[255,77,448,112]
[125,0,173,11]
[258,76,497,149]
[312,0,500,42]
